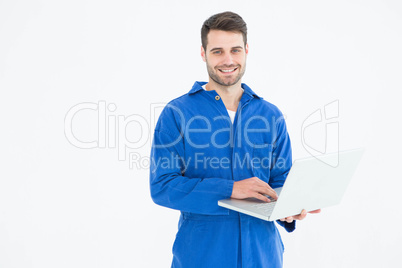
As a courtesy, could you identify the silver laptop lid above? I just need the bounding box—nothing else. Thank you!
[269,148,365,220]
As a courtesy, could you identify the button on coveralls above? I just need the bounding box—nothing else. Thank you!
[150,81,295,268]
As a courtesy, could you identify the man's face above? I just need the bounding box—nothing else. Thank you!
[201,30,249,87]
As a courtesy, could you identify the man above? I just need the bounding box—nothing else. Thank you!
[150,11,320,268]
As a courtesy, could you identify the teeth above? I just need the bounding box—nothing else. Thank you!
[220,68,236,73]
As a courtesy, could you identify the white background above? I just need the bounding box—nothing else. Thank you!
[1,0,401,267]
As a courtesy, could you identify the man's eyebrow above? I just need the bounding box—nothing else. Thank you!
[210,47,222,52]
[209,46,244,52]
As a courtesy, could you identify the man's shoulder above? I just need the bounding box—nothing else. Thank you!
[167,92,192,106]
[154,87,203,134]
[163,82,206,110]
[161,92,195,117]
[157,87,200,121]
[252,97,285,117]
[241,82,285,116]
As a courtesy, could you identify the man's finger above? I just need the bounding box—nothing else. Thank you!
[253,193,270,203]
[286,217,294,223]
[300,209,307,220]
[308,209,321,214]
[252,178,278,199]
[291,210,307,221]
[256,185,278,200]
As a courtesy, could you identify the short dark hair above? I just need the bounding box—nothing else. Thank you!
[201,11,247,51]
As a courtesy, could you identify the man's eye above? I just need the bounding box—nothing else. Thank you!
[213,51,221,54]
[232,49,240,53]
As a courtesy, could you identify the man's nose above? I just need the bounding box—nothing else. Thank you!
[222,53,234,66]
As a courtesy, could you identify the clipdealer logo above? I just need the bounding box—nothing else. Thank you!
[64,101,166,168]
[301,100,340,167]
[64,100,340,169]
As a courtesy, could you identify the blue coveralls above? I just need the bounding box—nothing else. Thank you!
[150,81,295,268]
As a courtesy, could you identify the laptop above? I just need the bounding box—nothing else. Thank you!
[218,148,365,221]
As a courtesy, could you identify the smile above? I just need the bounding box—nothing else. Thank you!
[218,67,238,74]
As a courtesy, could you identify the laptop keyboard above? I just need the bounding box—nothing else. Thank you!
[250,197,277,214]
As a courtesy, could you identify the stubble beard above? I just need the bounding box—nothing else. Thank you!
[206,61,246,87]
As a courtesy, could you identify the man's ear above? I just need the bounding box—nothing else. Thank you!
[201,45,206,62]
[245,43,249,55]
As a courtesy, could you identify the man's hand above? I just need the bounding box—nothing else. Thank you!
[279,209,321,223]
[231,177,278,202]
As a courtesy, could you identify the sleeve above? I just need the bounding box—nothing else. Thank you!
[269,111,296,232]
[276,219,296,232]
[149,107,234,215]
[268,111,292,189]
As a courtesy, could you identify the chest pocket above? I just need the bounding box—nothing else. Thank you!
[252,143,273,183]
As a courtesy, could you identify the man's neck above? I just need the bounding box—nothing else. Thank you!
[205,80,243,112]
